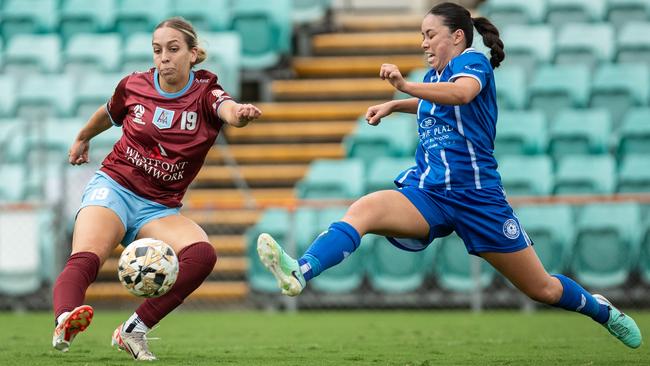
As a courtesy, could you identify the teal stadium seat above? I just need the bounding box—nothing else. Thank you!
[91,125,123,161]
[0,76,17,117]
[528,64,590,119]
[0,163,26,202]
[60,0,117,40]
[123,33,155,72]
[617,22,650,66]
[366,157,415,192]
[572,203,641,288]
[0,0,58,40]
[114,0,171,38]
[434,233,495,292]
[75,73,124,118]
[230,0,292,70]
[590,63,649,123]
[16,74,76,118]
[617,154,650,192]
[546,0,606,28]
[172,0,231,31]
[501,24,553,76]
[296,158,365,199]
[64,33,122,73]
[200,32,242,99]
[554,155,616,195]
[494,65,527,109]
[606,0,650,29]
[291,0,332,24]
[246,208,290,292]
[618,108,650,155]
[555,23,615,69]
[480,0,547,27]
[0,209,42,295]
[0,119,27,163]
[498,155,554,196]
[516,204,574,274]
[548,109,612,159]
[494,110,547,156]
[344,114,418,165]
[4,34,61,73]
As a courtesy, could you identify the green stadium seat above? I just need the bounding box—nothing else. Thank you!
[617,22,650,66]
[4,34,61,73]
[555,23,615,69]
[123,33,155,72]
[590,63,649,123]
[291,0,332,24]
[60,0,117,40]
[498,155,554,196]
[0,209,42,295]
[548,109,612,159]
[571,202,641,288]
[246,208,290,292]
[297,158,365,199]
[617,154,650,192]
[501,24,553,75]
[114,0,171,38]
[0,119,27,163]
[606,0,650,29]
[75,73,124,118]
[200,32,242,99]
[366,157,415,192]
[230,0,292,70]
[554,155,616,195]
[0,163,26,202]
[479,0,547,27]
[494,110,547,157]
[618,108,650,155]
[172,0,231,31]
[344,114,418,165]
[433,233,495,292]
[0,76,17,118]
[528,64,590,119]
[394,68,428,100]
[494,65,527,109]
[90,125,123,161]
[16,74,76,118]
[515,204,574,274]
[546,0,606,27]
[64,33,122,73]
[367,236,435,293]
[0,0,58,40]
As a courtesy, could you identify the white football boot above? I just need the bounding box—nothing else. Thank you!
[52,305,94,352]
[111,323,157,361]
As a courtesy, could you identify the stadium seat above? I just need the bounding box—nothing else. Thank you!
[366,157,415,192]
[296,158,365,199]
[554,155,616,195]
[60,0,117,40]
[0,119,27,163]
[123,32,155,72]
[64,33,122,73]
[367,236,435,293]
[434,233,495,292]
[590,63,649,123]
[4,34,62,73]
[494,110,547,157]
[617,22,650,66]
[571,202,641,288]
[16,74,76,118]
[548,109,612,159]
[498,155,554,196]
[0,76,17,117]
[479,0,547,27]
[200,32,242,99]
[0,208,42,295]
[494,65,527,109]
[618,108,650,155]
[291,0,332,24]
[617,154,650,192]
[554,23,615,69]
[344,114,418,165]
[246,208,290,292]
[515,204,574,274]
[114,0,171,38]
[172,0,231,31]
[528,64,590,119]
[606,0,650,29]
[0,0,58,40]
[230,0,293,69]
[0,163,26,202]
[75,73,124,118]
[546,0,606,28]
[500,24,553,75]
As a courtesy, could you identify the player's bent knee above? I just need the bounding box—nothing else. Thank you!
[525,283,561,304]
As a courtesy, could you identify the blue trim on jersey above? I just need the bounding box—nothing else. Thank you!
[105,103,121,127]
[153,69,195,99]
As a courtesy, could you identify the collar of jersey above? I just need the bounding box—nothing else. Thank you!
[153,69,195,98]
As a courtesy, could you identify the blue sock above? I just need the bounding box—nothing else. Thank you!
[552,274,610,324]
[298,221,361,281]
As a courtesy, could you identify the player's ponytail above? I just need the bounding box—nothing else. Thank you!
[195,47,207,66]
[472,17,505,69]
[155,17,208,67]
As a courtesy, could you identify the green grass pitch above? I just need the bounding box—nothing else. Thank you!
[1,310,649,365]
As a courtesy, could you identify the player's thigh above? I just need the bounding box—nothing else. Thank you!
[72,206,125,264]
[480,246,562,303]
[343,190,429,239]
[136,214,209,253]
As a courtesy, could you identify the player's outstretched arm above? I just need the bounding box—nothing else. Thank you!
[69,106,113,165]
[366,98,419,126]
[218,101,262,128]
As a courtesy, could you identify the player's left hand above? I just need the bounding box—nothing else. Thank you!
[235,103,262,124]
[379,63,406,91]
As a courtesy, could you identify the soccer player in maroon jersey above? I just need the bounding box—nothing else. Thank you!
[51,17,262,360]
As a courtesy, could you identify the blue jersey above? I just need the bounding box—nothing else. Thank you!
[395,48,501,190]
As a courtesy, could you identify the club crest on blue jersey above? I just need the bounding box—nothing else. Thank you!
[152,107,175,130]
[420,117,436,129]
[502,219,520,239]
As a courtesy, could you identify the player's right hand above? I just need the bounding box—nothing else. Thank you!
[365,102,392,126]
[69,139,90,165]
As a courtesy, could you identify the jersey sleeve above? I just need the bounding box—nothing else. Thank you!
[105,75,130,126]
[204,80,234,125]
[448,52,490,91]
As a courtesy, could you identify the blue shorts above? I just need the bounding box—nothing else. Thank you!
[387,185,532,255]
[78,171,180,246]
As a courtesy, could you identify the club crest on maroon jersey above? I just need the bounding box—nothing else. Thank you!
[152,107,175,130]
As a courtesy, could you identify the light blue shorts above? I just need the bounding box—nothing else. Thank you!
[78,171,180,246]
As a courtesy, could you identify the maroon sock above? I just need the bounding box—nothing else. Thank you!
[52,251,100,321]
[136,242,217,328]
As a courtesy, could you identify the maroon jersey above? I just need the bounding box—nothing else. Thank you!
[102,68,232,207]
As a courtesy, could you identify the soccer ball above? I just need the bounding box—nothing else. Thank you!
[118,238,179,298]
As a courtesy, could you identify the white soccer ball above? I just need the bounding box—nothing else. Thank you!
[118,238,179,298]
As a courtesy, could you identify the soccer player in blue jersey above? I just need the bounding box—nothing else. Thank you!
[257,2,642,349]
